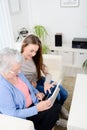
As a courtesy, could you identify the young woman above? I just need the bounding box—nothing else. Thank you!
[0,48,61,130]
[21,34,68,126]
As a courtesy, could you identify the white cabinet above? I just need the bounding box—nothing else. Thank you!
[74,52,87,67]
[50,46,87,68]
[58,50,73,66]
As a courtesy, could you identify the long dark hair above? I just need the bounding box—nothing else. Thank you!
[21,34,43,80]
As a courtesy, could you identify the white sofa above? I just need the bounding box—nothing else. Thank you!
[0,54,62,130]
[0,114,34,130]
[43,54,63,82]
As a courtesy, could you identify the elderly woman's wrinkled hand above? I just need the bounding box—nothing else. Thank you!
[36,92,45,101]
[36,99,51,112]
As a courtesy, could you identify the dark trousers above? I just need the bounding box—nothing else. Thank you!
[27,101,61,130]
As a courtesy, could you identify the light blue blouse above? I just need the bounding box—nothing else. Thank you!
[0,72,39,119]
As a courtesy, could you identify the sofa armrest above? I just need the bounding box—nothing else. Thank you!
[0,114,34,130]
[43,54,63,82]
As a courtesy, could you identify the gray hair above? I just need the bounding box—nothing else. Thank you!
[0,48,22,74]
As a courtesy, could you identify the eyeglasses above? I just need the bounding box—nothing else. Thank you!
[9,71,15,74]
[9,70,20,75]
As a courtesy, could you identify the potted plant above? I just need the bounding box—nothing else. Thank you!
[82,59,87,71]
[33,25,50,54]
[42,44,50,54]
[33,25,48,42]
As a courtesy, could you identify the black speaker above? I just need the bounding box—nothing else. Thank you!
[55,33,62,46]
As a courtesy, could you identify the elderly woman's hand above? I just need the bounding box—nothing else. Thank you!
[31,81,37,88]
[36,92,45,101]
[36,99,51,112]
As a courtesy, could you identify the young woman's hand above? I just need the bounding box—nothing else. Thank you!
[36,99,51,112]
[44,82,56,94]
[36,92,45,101]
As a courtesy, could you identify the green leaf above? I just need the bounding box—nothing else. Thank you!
[33,25,48,43]
[42,44,50,54]
[82,59,87,70]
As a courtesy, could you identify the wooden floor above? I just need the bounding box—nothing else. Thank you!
[54,76,76,130]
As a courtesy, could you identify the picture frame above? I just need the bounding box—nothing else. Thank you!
[60,0,79,7]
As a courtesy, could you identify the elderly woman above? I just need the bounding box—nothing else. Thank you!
[0,48,61,130]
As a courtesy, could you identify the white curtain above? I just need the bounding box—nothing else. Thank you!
[0,0,14,49]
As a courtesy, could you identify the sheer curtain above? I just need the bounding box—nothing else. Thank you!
[0,0,14,49]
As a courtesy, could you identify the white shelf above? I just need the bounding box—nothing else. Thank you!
[50,46,87,68]
[50,46,87,53]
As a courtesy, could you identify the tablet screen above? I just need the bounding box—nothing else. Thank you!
[47,80,61,107]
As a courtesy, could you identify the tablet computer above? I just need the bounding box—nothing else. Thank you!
[45,79,61,107]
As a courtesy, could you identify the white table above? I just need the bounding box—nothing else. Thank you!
[67,74,87,130]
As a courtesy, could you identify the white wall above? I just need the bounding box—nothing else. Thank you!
[10,0,30,40]
[10,0,87,47]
